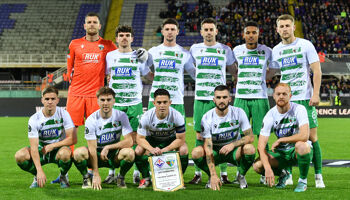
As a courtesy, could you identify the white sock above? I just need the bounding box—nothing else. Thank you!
[133,170,140,176]
[88,169,93,174]
[108,169,114,175]
[315,174,323,180]
[298,178,307,184]
[195,171,202,176]
[220,172,227,176]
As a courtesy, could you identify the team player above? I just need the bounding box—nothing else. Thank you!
[146,18,196,118]
[189,18,235,184]
[271,14,324,188]
[191,85,255,190]
[15,86,75,188]
[253,83,313,192]
[73,87,134,190]
[105,25,153,183]
[135,89,188,188]
[232,21,272,184]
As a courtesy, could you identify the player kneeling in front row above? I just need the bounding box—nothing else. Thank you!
[191,85,255,190]
[73,87,134,190]
[15,86,75,188]
[253,83,312,192]
[135,88,188,188]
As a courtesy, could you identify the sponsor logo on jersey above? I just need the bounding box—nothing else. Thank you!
[83,53,100,63]
[98,132,117,144]
[281,56,297,67]
[40,129,59,139]
[275,127,295,138]
[200,57,218,66]
[155,158,165,168]
[242,56,259,65]
[98,44,104,51]
[159,59,176,69]
[115,67,132,76]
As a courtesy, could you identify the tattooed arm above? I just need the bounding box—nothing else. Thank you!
[204,138,221,190]
[219,128,254,155]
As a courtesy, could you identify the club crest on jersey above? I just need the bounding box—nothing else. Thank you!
[201,57,218,66]
[81,44,84,48]
[159,59,176,69]
[83,53,100,63]
[98,132,116,144]
[41,129,59,139]
[115,67,132,76]
[282,56,297,67]
[154,158,165,168]
[243,56,259,65]
[98,44,104,51]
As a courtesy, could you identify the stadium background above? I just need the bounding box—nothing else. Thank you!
[0,0,349,199]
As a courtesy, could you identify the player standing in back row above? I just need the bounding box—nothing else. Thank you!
[189,18,235,184]
[271,14,324,188]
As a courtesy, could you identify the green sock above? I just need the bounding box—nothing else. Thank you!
[238,154,255,175]
[194,140,204,173]
[74,159,88,176]
[134,163,139,171]
[219,163,227,173]
[180,154,188,174]
[135,155,150,178]
[58,159,72,175]
[17,160,37,175]
[312,141,322,174]
[286,165,292,174]
[297,153,311,179]
[193,157,210,177]
[119,160,134,177]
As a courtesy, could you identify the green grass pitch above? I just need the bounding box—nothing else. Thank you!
[1,117,349,199]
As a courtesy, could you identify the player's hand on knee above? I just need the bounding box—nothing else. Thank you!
[265,169,275,187]
[136,48,148,63]
[92,175,102,190]
[37,170,47,188]
[210,175,222,191]
[271,140,280,153]
[100,148,109,161]
[219,144,234,155]
[41,144,54,154]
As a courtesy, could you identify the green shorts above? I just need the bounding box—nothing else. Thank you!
[114,103,143,131]
[145,136,176,149]
[193,100,216,132]
[35,145,61,165]
[212,146,239,166]
[88,147,120,169]
[234,98,270,135]
[292,100,318,128]
[148,102,186,122]
[268,147,313,169]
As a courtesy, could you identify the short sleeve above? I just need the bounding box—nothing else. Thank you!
[174,110,185,133]
[295,105,309,127]
[139,62,151,76]
[260,111,274,137]
[28,116,39,138]
[120,112,133,136]
[238,108,251,132]
[84,117,97,140]
[62,110,75,130]
[225,47,235,66]
[305,41,319,64]
[200,114,212,139]
[137,113,148,136]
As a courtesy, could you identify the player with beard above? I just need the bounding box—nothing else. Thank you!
[253,83,313,192]
[191,85,255,190]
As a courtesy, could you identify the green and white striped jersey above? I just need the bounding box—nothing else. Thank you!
[272,38,319,101]
[201,105,251,148]
[190,43,234,100]
[147,44,195,104]
[260,102,310,151]
[137,107,185,142]
[28,107,74,146]
[233,44,272,98]
[106,49,150,106]
[85,109,132,149]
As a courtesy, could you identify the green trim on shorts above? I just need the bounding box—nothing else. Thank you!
[212,146,239,166]
[292,100,318,128]
[148,102,186,122]
[193,100,216,132]
[234,98,270,135]
[114,103,143,131]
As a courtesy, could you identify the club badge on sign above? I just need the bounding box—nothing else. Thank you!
[149,152,184,191]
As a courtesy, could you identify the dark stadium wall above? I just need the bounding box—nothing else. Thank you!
[0,97,349,117]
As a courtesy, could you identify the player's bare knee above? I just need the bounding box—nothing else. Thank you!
[57,147,72,162]
[309,128,318,142]
[15,148,30,163]
[73,147,88,162]
[135,145,145,156]
[243,144,255,155]
[191,146,204,159]
[295,142,310,155]
[179,143,188,155]
[119,148,135,162]
[253,160,263,174]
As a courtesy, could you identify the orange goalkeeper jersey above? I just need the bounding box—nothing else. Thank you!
[67,36,117,97]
